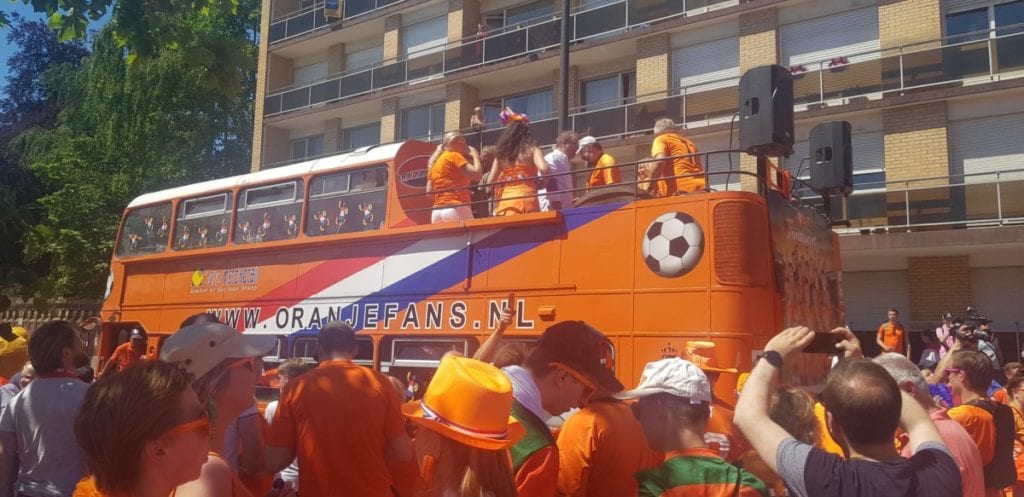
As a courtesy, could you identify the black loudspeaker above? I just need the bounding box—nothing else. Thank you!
[738,65,794,157]
[809,121,853,196]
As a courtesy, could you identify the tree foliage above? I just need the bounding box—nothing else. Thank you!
[2,0,256,96]
[13,0,256,299]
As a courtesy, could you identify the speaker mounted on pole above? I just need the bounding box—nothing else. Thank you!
[738,65,795,158]
[809,121,853,197]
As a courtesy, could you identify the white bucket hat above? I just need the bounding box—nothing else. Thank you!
[160,322,277,379]
[614,357,711,404]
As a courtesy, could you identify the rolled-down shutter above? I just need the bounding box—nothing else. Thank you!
[842,271,910,333]
[949,113,1024,183]
[671,37,739,91]
[780,7,881,66]
[970,267,1024,332]
[403,16,447,57]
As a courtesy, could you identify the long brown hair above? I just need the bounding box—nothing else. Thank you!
[493,120,535,163]
[424,432,516,497]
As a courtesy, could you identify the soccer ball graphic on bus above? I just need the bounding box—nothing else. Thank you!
[641,212,704,278]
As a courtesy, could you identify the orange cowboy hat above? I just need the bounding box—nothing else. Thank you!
[402,354,524,451]
[681,341,738,374]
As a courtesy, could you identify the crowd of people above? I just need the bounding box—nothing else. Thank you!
[425,110,706,224]
[1,302,1023,497]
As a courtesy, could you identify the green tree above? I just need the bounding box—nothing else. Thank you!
[16,0,256,298]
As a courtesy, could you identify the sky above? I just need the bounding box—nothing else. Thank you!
[0,2,110,94]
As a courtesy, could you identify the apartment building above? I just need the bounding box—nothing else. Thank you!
[252,0,1024,339]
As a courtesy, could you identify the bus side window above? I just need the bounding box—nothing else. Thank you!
[173,192,233,251]
[307,165,388,236]
[116,203,172,258]
[236,180,305,244]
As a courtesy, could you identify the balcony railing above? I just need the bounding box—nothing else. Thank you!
[264,0,736,113]
[808,169,1024,234]
[269,0,403,44]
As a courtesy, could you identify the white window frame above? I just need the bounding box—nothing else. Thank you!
[580,71,636,111]
[399,102,446,141]
[291,135,324,160]
[241,181,302,210]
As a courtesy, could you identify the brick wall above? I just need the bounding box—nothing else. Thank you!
[552,65,579,116]
[445,82,480,132]
[883,101,949,186]
[879,0,943,49]
[267,53,294,91]
[328,43,346,74]
[252,0,275,171]
[448,0,480,43]
[737,8,778,191]
[907,255,972,330]
[381,97,400,143]
[262,126,291,166]
[636,34,670,102]
[324,118,343,153]
[385,14,403,61]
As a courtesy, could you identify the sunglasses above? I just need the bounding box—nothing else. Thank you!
[551,362,597,402]
[227,357,257,372]
[161,412,211,439]
[944,368,964,377]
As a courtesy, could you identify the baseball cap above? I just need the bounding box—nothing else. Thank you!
[536,321,623,393]
[130,329,145,340]
[614,358,711,403]
[160,322,277,379]
[577,136,597,153]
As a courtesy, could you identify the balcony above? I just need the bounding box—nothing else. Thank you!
[809,169,1024,235]
[264,0,736,115]
[269,0,403,44]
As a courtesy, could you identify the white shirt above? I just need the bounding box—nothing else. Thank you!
[541,148,574,210]
[502,365,550,420]
[222,402,260,470]
[0,376,89,497]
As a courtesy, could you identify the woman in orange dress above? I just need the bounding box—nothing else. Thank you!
[486,116,549,216]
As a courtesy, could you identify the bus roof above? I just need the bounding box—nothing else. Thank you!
[126,142,409,209]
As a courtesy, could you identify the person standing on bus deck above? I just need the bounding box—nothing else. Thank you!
[877,307,910,357]
[647,118,705,196]
[402,354,520,497]
[579,136,621,192]
[618,358,768,497]
[502,321,623,497]
[427,131,483,223]
[265,321,416,497]
[99,328,148,377]
[540,131,578,211]
[487,114,550,216]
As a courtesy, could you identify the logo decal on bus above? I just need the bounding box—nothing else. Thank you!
[189,267,261,294]
[641,212,704,278]
[397,159,428,189]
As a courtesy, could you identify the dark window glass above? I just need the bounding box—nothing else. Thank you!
[996,1,1024,34]
[173,192,233,251]
[343,124,381,151]
[400,103,445,141]
[946,8,990,42]
[117,203,172,257]
[306,165,388,236]
[236,180,305,244]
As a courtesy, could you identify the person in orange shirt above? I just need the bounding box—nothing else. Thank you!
[681,341,747,463]
[486,116,549,216]
[427,131,483,224]
[947,349,1005,497]
[876,307,910,357]
[403,354,520,497]
[265,322,415,497]
[99,328,148,377]
[578,136,620,192]
[72,361,213,497]
[1004,376,1024,496]
[642,118,705,197]
[555,386,659,497]
[992,363,1023,405]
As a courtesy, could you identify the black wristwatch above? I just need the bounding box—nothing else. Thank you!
[759,350,784,369]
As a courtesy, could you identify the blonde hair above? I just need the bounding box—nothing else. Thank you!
[653,118,678,135]
[443,131,464,147]
[191,360,233,422]
[423,431,516,497]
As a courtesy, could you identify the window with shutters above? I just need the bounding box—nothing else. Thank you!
[671,37,739,91]
[403,16,447,57]
[780,7,880,69]
[291,135,325,160]
[482,88,554,123]
[293,62,328,86]
[346,44,383,71]
[342,123,381,151]
[482,0,554,30]
[949,113,1024,184]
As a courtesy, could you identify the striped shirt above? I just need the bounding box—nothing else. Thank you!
[635,448,768,497]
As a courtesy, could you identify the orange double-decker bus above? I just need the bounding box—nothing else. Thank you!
[98,140,842,401]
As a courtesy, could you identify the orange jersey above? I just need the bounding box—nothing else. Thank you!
[877,321,906,352]
[428,150,471,208]
[651,133,705,194]
[267,359,408,497]
[993,388,1010,405]
[815,402,845,456]
[556,399,659,497]
[586,154,620,190]
[948,403,997,464]
[108,342,145,373]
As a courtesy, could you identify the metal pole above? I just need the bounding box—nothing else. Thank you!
[558,0,571,132]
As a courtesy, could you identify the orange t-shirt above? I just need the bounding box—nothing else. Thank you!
[877,322,906,353]
[109,342,145,372]
[586,154,620,191]
[555,399,660,497]
[267,359,407,497]
[993,388,1009,405]
[651,132,705,194]
[814,402,845,456]
[429,150,471,208]
[948,403,997,464]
